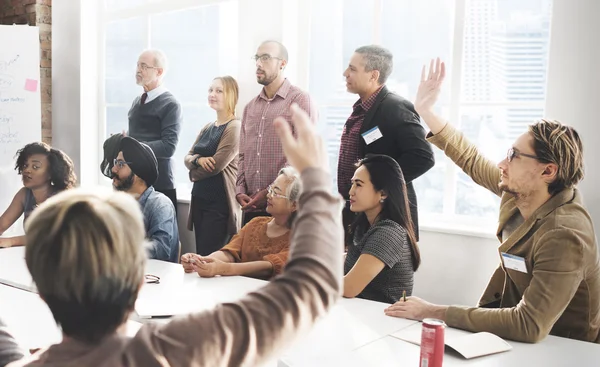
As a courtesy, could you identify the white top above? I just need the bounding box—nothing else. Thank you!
[144,85,168,103]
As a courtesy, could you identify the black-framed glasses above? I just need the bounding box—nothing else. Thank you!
[267,185,289,199]
[113,159,132,169]
[252,54,282,63]
[507,148,540,162]
[144,274,160,284]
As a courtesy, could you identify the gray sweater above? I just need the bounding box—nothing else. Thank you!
[128,92,182,190]
[0,317,24,367]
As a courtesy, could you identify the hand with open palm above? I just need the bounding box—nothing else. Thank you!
[415,58,446,114]
[415,58,448,135]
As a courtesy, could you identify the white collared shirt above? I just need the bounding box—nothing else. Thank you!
[144,85,168,103]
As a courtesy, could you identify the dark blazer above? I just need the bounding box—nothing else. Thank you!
[357,86,435,237]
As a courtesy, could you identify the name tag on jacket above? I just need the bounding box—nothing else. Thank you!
[362,126,383,145]
[501,253,528,273]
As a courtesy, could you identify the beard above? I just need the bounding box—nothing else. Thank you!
[257,69,277,86]
[112,172,135,192]
[498,182,517,196]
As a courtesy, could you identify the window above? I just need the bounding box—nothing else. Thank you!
[307,0,552,229]
[102,0,239,194]
[308,0,454,200]
[100,0,553,233]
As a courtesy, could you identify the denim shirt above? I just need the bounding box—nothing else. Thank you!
[138,186,179,262]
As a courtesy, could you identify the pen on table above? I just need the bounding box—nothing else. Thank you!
[402,290,406,302]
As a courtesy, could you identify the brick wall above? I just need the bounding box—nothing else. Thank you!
[0,0,52,144]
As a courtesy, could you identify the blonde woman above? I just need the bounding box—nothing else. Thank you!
[9,105,343,367]
[184,76,242,256]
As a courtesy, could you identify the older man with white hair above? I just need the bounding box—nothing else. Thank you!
[128,49,182,214]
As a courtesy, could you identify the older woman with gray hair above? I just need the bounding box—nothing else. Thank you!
[181,166,302,279]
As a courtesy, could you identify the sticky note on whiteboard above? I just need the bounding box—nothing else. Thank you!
[24,78,38,92]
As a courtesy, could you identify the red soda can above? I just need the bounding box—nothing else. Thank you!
[419,318,445,367]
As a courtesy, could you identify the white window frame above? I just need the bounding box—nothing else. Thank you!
[96,0,550,237]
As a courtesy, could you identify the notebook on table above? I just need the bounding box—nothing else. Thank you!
[391,322,512,359]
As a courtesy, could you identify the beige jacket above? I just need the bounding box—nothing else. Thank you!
[428,124,600,343]
[8,169,344,367]
[184,119,242,235]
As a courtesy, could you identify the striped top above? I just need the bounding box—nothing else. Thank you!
[344,219,415,304]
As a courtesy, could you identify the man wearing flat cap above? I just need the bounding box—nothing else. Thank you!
[110,136,180,262]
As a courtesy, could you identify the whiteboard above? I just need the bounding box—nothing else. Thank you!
[0,25,41,236]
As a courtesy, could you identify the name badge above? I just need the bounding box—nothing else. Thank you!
[361,126,383,145]
[501,253,528,273]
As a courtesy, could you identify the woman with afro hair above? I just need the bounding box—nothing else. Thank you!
[0,142,76,248]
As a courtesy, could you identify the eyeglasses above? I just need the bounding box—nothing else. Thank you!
[144,274,160,284]
[136,63,158,71]
[267,185,289,199]
[113,159,132,169]
[506,148,540,162]
[252,54,283,63]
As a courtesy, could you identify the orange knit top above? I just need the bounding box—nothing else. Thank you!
[220,216,290,278]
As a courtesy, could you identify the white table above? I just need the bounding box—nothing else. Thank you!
[3,246,600,366]
[0,246,34,292]
[304,333,600,367]
[0,247,269,318]
[135,259,268,318]
[279,298,418,365]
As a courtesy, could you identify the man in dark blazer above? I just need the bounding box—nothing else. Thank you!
[338,45,434,241]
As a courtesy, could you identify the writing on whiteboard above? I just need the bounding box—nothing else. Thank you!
[0,54,20,72]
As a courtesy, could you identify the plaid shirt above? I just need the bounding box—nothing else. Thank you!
[337,85,384,198]
[237,79,317,201]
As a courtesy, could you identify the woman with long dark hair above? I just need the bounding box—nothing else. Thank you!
[343,154,421,303]
[0,142,76,248]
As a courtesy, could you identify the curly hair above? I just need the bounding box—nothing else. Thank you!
[14,142,77,190]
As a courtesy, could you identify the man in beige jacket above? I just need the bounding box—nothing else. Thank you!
[385,59,600,344]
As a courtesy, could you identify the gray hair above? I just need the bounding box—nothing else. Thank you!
[145,49,168,72]
[261,40,289,61]
[278,166,302,228]
[355,45,393,84]
[279,166,302,202]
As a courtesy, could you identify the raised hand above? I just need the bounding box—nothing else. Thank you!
[414,58,446,116]
[274,103,328,174]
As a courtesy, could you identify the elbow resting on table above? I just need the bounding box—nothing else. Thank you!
[514,326,546,344]
[342,281,362,299]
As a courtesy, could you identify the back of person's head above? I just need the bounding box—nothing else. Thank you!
[278,166,302,228]
[528,120,584,195]
[351,154,420,271]
[215,75,239,117]
[354,45,393,85]
[25,188,147,344]
[14,142,77,190]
